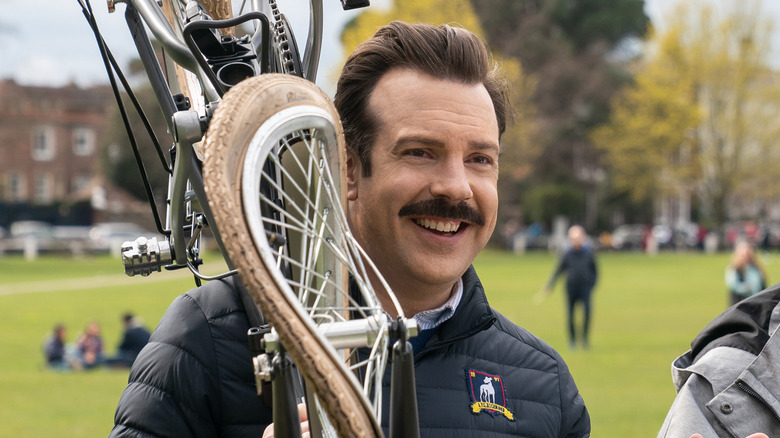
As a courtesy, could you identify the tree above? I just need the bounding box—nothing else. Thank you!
[102,80,172,206]
[592,0,780,227]
[340,0,483,55]
[470,0,650,230]
[550,0,649,50]
[590,39,701,204]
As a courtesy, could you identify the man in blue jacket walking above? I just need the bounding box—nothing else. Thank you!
[546,225,598,350]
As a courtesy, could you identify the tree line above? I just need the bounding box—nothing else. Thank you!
[103,0,780,236]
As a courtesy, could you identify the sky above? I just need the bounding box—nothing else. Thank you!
[0,0,387,94]
[1,0,779,95]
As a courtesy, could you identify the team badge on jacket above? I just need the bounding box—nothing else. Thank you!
[466,368,515,421]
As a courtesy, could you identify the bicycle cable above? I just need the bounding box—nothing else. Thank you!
[78,0,172,235]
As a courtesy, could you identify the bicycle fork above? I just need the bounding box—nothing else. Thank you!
[249,316,421,438]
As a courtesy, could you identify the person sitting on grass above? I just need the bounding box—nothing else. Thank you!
[43,323,71,370]
[75,321,104,369]
[105,313,151,369]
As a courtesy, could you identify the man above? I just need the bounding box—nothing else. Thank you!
[333,21,589,436]
[110,21,589,437]
[658,286,780,437]
[105,313,151,368]
[545,225,598,349]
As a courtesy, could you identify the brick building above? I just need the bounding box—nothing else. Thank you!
[0,79,152,228]
[0,79,114,204]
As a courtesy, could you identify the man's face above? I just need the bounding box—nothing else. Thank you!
[569,226,585,249]
[346,68,500,295]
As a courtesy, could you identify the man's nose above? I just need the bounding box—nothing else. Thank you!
[429,160,473,202]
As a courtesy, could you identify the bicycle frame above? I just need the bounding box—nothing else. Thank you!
[115,0,331,279]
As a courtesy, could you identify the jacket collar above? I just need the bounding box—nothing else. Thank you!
[416,265,496,357]
[690,285,780,362]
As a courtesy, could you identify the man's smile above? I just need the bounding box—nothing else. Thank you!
[398,198,485,227]
[414,218,464,234]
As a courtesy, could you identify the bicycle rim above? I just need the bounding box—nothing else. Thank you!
[203,74,387,437]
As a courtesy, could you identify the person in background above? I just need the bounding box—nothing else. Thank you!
[105,313,151,368]
[545,225,598,349]
[43,323,71,370]
[726,241,766,306]
[76,321,104,369]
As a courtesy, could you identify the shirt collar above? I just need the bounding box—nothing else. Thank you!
[411,278,464,331]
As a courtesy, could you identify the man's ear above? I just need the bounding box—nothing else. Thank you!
[346,151,359,201]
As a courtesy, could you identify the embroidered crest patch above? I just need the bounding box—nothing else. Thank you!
[466,368,515,421]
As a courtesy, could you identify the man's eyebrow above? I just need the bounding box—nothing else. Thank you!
[470,142,501,155]
[390,136,443,151]
[391,136,500,154]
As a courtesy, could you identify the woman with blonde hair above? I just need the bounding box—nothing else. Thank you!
[725,241,767,305]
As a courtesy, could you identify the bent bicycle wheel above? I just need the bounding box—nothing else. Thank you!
[203,74,390,437]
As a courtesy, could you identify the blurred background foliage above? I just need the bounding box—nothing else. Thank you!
[104,0,780,239]
[333,0,780,236]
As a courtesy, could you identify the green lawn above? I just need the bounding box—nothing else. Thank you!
[476,249,751,436]
[0,253,227,438]
[1,249,771,436]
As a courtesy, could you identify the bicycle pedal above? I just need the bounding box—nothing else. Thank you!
[121,236,173,277]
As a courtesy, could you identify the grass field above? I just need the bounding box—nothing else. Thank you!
[1,248,772,437]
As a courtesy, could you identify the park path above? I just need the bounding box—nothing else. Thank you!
[0,268,213,296]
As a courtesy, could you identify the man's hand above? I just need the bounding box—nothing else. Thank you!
[262,403,309,438]
[533,286,552,304]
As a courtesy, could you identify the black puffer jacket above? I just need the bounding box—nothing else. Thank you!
[110,268,589,437]
[109,277,272,437]
[381,266,590,437]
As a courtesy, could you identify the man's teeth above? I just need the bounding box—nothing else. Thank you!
[415,218,461,233]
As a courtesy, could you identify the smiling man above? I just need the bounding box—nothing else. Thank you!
[333,21,590,436]
[346,67,498,318]
[111,20,589,438]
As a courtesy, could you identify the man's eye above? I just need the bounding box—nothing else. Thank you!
[405,149,427,157]
[471,156,493,165]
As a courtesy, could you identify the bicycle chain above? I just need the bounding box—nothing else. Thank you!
[268,0,296,74]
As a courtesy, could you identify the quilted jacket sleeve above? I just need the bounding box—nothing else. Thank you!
[556,351,590,438]
[109,293,223,438]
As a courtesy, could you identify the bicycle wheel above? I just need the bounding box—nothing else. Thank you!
[202,74,390,437]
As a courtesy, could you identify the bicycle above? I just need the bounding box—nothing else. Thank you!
[78,0,420,436]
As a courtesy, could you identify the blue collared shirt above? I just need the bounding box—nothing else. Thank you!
[412,278,464,330]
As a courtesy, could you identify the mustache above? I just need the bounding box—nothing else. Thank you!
[398,198,485,226]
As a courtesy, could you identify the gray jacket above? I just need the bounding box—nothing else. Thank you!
[658,285,780,438]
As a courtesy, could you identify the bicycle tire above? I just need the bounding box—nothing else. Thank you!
[200,0,233,21]
[202,74,386,437]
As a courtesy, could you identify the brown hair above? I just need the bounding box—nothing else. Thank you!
[334,21,511,176]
